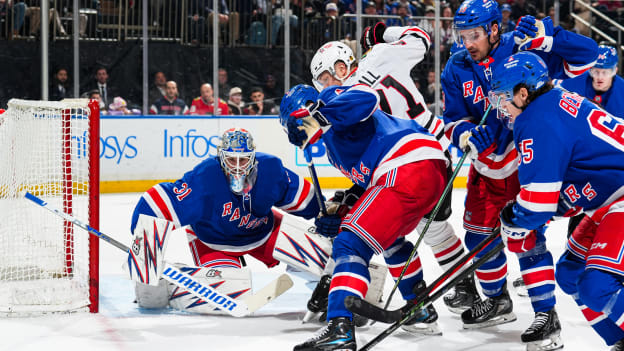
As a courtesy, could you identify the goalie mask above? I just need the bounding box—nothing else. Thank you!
[218,128,257,194]
[310,41,355,91]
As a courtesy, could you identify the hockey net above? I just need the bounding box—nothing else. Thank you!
[0,99,100,316]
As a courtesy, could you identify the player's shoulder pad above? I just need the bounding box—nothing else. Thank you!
[318,85,346,104]
[255,152,285,173]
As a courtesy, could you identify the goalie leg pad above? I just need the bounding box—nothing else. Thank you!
[126,214,174,286]
[273,213,332,277]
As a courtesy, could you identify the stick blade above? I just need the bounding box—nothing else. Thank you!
[245,273,294,314]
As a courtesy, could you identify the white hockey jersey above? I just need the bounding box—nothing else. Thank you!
[344,26,449,150]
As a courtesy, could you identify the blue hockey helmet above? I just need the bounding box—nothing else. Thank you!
[595,45,618,69]
[489,52,549,130]
[453,0,501,45]
[218,128,257,194]
[279,84,319,129]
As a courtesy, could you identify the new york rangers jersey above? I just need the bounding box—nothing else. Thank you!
[509,88,624,230]
[133,153,319,251]
[555,72,624,117]
[344,26,449,150]
[316,84,448,188]
[442,29,597,179]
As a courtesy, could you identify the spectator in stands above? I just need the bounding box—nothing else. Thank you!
[206,0,231,44]
[262,74,280,102]
[49,67,72,101]
[227,87,244,115]
[422,69,436,105]
[149,81,189,115]
[511,0,537,22]
[387,3,416,26]
[149,71,167,105]
[218,68,231,101]
[244,86,277,115]
[372,0,390,15]
[87,89,105,112]
[188,83,229,115]
[0,0,26,38]
[271,0,299,46]
[322,2,340,41]
[107,97,140,115]
[188,0,208,45]
[26,1,68,37]
[85,66,115,108]
[441,5,455,51]
[500,4,515,33]
[391,0,419,16]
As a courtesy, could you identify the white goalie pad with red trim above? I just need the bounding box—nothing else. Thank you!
[126,214,173,286]
[273,213,333,277]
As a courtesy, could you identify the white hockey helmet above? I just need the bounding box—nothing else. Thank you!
[310,41,356,91]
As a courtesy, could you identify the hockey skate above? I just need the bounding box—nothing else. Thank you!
[521,309,563,351]
[443,274,481,314]
[513,277,529,297]
[461,284,517,329]
[303,275,369,327]
[612,339,624,351]
[294,317,356,351]
[401,281,442,336]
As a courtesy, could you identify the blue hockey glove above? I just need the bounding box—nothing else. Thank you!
[500,202,536,253]
[314,214,342,238]
[514,16,554,52]
[285,116,309,147]
[361,22,386,52]
[290,100,331,148]
[459,125,495,160]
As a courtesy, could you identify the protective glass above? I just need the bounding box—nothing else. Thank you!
[452,27,487,45]
[589,67,617,79]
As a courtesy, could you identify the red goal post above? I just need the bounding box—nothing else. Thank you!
[0,98,100,316]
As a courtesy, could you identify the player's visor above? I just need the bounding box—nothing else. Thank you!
[589,67,617,79]
[452,27,487,46]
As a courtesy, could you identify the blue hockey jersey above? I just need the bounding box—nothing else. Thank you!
[555,72,624,117]
[316,84,448,188]
[508,88,624,230]
[134,153,320,251]
[442,29,598,179]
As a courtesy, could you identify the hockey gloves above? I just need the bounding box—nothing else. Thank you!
[514,16,554,52]
[500,202,537,253]
[314,185,364,238]
[459,125,495,160]
[288,100,331,149]
[361,22,386,52]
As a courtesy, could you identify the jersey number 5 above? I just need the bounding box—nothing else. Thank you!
[376,75,425,119]
[519,139,534,163]
[173,182,192,201]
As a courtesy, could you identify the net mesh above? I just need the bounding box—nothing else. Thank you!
[0,99,94,316]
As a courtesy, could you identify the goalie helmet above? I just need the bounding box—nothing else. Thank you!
[218,128,257,194]
[310,41,355,91]
[453,0,501,45]
[489,52,549,130]
[279,84,319,129]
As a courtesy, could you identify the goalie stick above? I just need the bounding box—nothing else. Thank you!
[382,102,496,312]
[24,191,292,317]
[345,228,503,351]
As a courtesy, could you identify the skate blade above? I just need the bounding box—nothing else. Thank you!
[462,312,517,329]
[401,321,443,336]
[526,334,563,351]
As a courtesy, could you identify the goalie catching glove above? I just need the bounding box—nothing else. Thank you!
[315,185,364,238]
[499,202,537,253]
[286,100,331,149]
[513,16,554,52]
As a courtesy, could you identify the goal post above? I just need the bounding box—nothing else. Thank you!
[0,98,100,316]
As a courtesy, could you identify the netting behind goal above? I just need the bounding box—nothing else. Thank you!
[0,99,100,316]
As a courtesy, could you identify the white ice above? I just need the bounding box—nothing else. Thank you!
[1,189,608,350]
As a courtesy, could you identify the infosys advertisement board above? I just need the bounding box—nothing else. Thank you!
[99,115,468,193]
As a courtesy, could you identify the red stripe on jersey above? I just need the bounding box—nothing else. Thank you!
[402,27,431,44]
[476,266,507,281]
[434,238,462,259]
[329,274,369,296]
[581,306,603,323]
[389,139,442,161]
[521,268,555,286]
[519,188,560,205]
[478,147,518,170]
[564,61,592,77]
[388,257,422,278]
[284,180,312,211]
[147,187,174,222]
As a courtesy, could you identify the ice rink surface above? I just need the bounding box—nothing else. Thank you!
[1,189,609,350]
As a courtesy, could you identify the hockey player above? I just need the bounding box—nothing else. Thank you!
[129,128,320,308]
[442,0,597,348]
[309,23,480,323]
[489,51,624,351]
[281,83,449,351]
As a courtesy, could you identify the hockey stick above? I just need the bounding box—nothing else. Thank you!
[355,231,504,351]
[381,102,495,312]
[24,191,292,317]
[345,227,502,323]
[304,146,328,215]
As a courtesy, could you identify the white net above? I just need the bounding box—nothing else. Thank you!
[0,99,97,316]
